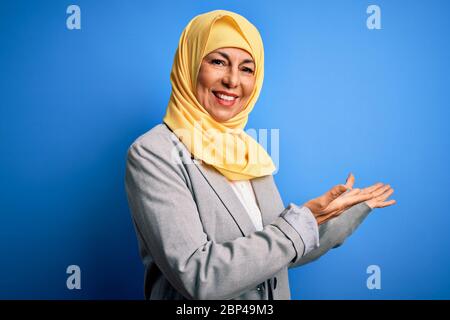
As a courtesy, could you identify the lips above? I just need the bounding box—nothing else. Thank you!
[212,90,239,107]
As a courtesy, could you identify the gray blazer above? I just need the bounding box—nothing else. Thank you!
[124,123,372,300]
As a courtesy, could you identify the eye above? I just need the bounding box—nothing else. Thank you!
[242,67,254,74]
[211,59,225,66]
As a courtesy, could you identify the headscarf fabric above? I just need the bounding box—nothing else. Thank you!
[163,10,276,180]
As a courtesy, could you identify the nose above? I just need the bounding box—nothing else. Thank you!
[222,67,239,88]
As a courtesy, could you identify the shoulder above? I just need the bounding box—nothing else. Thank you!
[126,123,192,169]
[128,123,178,156]
[131,122,175,147]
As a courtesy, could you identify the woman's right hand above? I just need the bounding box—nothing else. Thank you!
[304,173,395,225]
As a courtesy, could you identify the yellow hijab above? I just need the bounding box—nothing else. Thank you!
[163,10,276,180]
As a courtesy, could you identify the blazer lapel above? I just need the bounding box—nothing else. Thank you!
[250,175,280,227]
[193,161,257,236]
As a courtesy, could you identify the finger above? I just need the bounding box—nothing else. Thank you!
[360,183,384,195]
[344,192,374,207]
[373,199,397,208]
[370,184,391,198]
[345,173,355,190]
[344,187,361,197]
[374,187,394,202]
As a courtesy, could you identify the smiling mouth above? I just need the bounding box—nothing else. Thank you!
[212,91,239,107]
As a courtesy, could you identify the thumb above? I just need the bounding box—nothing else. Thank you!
[345,172,355,189]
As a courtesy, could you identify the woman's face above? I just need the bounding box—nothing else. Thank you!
[196,47,256,123]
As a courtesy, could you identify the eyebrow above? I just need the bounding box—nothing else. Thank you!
[214,51,255,65]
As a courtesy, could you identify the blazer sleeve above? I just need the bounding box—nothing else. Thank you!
[125,140,313,300]
[288,201,373,269]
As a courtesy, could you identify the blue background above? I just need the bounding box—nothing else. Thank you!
[1,0,449,299]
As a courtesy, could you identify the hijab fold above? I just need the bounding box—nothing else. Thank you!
[163,10,276,180]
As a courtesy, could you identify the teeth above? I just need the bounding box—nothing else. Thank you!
[215,92,237,101]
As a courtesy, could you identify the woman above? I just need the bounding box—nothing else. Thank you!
[125,10,395,300]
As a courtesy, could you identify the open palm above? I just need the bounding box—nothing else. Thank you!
[304,173,396,224]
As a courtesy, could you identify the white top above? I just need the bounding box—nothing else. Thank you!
[226,179,264,231]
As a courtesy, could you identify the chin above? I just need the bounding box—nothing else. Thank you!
[212,114,232,123]
[202,99,244,122]
[212,106,244,122]
[212,108,240,123]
